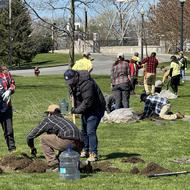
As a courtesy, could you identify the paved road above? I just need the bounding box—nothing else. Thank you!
[11,53,172,76]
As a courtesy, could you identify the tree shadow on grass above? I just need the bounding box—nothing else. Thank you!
[16,84,65,90]
[101,152,141,160]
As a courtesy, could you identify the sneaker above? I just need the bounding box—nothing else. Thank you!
[87,152,98,162]
[80,151,89,158]
[176,112,184,119]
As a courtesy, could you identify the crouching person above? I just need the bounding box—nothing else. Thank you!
[139,92,184,120]
[26,104,83,172]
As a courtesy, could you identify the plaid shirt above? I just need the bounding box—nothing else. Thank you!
[142,56,158,73]
[0,71,15,111]
[143,95,168,117]
[27,114,83,148]
[111,60,130,85]
[0,71,15,92]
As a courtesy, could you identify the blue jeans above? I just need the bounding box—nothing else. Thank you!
[81,114,103,155]
[180,69,185,81]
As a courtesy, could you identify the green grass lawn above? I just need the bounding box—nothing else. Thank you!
[32,53,81,68]
[12,53,82,69]
[0,74,190,190]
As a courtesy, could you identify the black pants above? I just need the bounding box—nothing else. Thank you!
[130,77,137,92]
[170,75,180,94]
[0,107,16,151]
[112,83,130,109]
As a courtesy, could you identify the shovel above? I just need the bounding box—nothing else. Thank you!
[148,171,190,178]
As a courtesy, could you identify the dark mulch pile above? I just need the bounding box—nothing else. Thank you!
[122,156,145,164]
[0,153,48,173]
[91,161,122,173]
[140,162,171,176]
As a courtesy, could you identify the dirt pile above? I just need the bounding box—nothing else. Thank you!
[140,162,171,176]
[91,161,122,173]
[0,153,48,173]
[130,167,140,174]
[130,162,171,176]
[122,156,145,164]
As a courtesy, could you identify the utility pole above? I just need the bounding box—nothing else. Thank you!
[70,0,75,67]
[51,23,56,53]
[8,0,12,66]
[119,2,124,46]
[179,0,186,51]
[84,0,88,39]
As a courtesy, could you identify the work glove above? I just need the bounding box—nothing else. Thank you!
[31,147,37,157]
[2,90,11,103]
[71,107,76,114]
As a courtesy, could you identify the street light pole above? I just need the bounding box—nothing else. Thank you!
[179,0,185,51]
[140,9,144,61]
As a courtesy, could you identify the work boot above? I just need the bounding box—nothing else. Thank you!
[79,160,93,173]
[87,152,98,162]
[80,150,89,158]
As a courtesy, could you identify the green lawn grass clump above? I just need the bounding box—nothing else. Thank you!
[0,75,190,190]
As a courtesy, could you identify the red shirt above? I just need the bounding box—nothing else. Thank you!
[0,71,15,92]
[129,62,140,77]
[0,71,15,109]
[142,56,158,74]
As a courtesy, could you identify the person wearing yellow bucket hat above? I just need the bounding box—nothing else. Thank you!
[26,104,84,172]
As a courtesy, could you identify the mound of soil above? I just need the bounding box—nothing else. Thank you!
[140,162,171,176]
[0,153,32,171]
[0,153,48,173]
[23,160,48,173]
[130,167,140,174]
[122,157,145,164]
[91,161,122,173]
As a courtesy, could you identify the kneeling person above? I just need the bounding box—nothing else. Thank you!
[140,93,184,120]
[26,104,83,171]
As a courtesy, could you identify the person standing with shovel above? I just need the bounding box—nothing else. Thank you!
[64,69,106,162]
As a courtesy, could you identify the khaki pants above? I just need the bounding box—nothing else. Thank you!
[144,73,156,94]
[159,104,177,120]
[41,134,82,167]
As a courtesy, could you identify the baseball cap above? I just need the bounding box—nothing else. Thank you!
[83,52,91,57]
[117,53,124,58]
[64,69,77,85]
[140,92,147,102]
[45,104,60,113]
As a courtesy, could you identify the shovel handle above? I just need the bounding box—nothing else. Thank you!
[71,96,76,124]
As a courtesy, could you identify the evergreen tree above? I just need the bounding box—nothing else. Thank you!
[0,0,37,67]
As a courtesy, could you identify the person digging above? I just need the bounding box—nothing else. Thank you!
[139,92,184,120]
[26,104,84,172]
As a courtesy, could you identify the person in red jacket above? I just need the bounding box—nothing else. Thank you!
[129,59,141,94]
[0,65,16,152]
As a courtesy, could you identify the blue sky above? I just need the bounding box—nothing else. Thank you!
[26,0,159,21]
